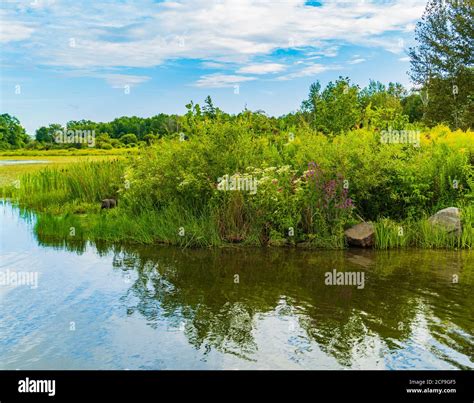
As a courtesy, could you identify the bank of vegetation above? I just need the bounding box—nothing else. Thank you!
[2,121,473,249]
[0,0,472,249]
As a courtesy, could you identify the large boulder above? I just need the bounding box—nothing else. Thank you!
[345,222,375,247]
[428,207,462,236]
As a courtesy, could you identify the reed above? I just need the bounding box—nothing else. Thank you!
[4,160,125,211]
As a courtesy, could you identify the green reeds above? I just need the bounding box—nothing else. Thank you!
[375,214,472,249]
[4,160,124,211]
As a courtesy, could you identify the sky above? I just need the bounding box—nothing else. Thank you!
[0,0,427,135]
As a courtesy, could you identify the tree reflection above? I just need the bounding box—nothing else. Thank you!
[34,231,474,368]
[110,246,474,368]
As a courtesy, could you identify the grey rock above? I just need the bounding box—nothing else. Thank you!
[428,207,462,236]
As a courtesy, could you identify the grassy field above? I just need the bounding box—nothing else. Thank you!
[0,148,136,157]
[0,155,123,186]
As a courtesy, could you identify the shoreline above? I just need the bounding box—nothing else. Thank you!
[3,199,471,250]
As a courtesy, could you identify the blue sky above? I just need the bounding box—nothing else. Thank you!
[0,0,426,135]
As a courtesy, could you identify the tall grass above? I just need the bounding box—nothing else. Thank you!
[375,213,473,249]
[4,160,124,211]
[35,203,222,247]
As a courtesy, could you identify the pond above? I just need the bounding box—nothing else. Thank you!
[0,201,472,370]
[0,160,50,166]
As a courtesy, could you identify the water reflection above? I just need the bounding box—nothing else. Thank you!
[1,202,473,369]
[114,246,473,369]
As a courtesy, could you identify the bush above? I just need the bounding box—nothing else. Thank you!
[4,118,473,248]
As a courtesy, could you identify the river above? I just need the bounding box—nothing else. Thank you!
[0,201,472,369]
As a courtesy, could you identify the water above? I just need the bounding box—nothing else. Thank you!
[0,160,50,166]
[0,201,472,370]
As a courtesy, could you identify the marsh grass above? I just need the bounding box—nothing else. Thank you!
[375,214,473,249]
[0,155,122,187]
[35,204,222,247]
[3,160,124,210]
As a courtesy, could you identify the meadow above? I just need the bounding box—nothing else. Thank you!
[2,122,473,249]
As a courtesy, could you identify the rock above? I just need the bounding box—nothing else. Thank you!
[344,222,375,247]
[428,207,461,236]
[101,198,117,209]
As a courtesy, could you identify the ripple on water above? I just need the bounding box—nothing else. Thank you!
[0,202,473,369]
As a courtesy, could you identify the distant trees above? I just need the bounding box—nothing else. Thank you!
[4,68,468,152]
[35,127,52,143]
[0,114,29,149]
[300,78,417,132]
[359,81,409,130]
[401,93,424,123]
[409,0,473,129]
[119,133,138,145]
[301,77,361,133]
[35,124,63,144]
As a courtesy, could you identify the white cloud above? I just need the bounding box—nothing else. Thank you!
[349,58,366,64]
[276,63,341,80]
[195,74,256,88]
[0,11,34,42]
[399,56,410,62]
[1,0,426,83]
[100,74,151,88]
[236,63,286,75]
[201,61,229,69]
[50,68,151,88]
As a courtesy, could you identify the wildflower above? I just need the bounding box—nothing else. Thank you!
[276,165,291,174]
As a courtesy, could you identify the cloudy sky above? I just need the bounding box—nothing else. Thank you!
[1,0,426,135]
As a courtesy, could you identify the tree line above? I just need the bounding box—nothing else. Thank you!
[0,0,471,150]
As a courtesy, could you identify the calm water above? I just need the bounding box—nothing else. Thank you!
[0,160,49,166]
[0,201,473,370]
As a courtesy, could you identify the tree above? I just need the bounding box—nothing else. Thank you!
[359,81,405,110]
[409,0,473,129]
[203,95,217,118]
[35,123,63,143]
[301,78,361,134]
[35,127,52,143]
[0,114,30,149]
[359,81,410,130]
[401,93,424,123]
[95,133,113,149]
[119,133,138,145]
[301,82,321,114]
[144,133,159,145]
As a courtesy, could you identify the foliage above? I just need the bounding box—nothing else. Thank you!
[409,0,474,129]
[6,119,471,248]
[0,114,30,149]
[301,77,361,133]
